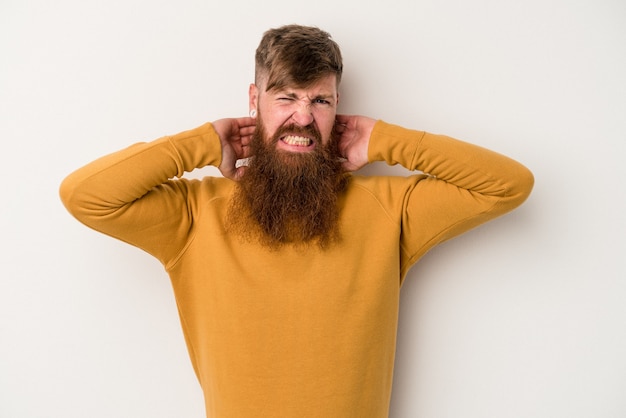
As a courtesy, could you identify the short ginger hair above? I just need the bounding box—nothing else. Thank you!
[255,25,343,92]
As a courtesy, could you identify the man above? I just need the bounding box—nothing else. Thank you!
[60,25,533,418]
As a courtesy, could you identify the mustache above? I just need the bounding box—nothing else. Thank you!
[271,123,322,144]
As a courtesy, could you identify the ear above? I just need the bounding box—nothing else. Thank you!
[248,83,259,113]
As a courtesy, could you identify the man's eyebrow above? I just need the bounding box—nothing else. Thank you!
[309,93,337,103]
[280,91,335,101]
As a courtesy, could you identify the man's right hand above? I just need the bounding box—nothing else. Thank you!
[212,117,257,180]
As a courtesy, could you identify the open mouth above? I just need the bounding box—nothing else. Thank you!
[281,135,313,147]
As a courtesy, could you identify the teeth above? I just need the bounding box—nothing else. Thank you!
[283,135,312,146]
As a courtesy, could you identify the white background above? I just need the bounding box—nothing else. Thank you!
[2,0,625,417]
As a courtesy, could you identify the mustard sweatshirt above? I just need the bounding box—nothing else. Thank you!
[60,121,533,417]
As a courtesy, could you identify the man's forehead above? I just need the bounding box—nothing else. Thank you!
[270,76,338,97]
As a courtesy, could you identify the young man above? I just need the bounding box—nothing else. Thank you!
[60,25,533,418]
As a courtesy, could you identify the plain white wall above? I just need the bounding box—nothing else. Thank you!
[2,0,625,417]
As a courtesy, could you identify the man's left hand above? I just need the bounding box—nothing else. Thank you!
[335,115,376,172]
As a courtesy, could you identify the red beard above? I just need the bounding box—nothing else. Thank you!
[226,117,348,249]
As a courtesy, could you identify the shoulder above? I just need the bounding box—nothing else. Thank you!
[343,174,427,214]
[348,174,426,195]
[167,175,235,200]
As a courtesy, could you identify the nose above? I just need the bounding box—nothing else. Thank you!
[291,101,314,126]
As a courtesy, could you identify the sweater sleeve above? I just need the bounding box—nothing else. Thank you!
[59,122,223,264]
[368,120,534,270]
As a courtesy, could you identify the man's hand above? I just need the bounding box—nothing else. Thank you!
[335,115,377,172]
[212,117,256,180]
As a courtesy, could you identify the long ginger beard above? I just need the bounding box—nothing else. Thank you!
[226,117,348,250]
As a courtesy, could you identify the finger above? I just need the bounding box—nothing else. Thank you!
[240,136,251,148]
[239,125,256,137]
[335,114,350,124]
[341,160,358,172]
[234,166,247,181]
[237,116,257,128]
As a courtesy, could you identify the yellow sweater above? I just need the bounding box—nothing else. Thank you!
[60,121,533,417]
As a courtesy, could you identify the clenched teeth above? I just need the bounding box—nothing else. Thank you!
[282,135,312,146]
